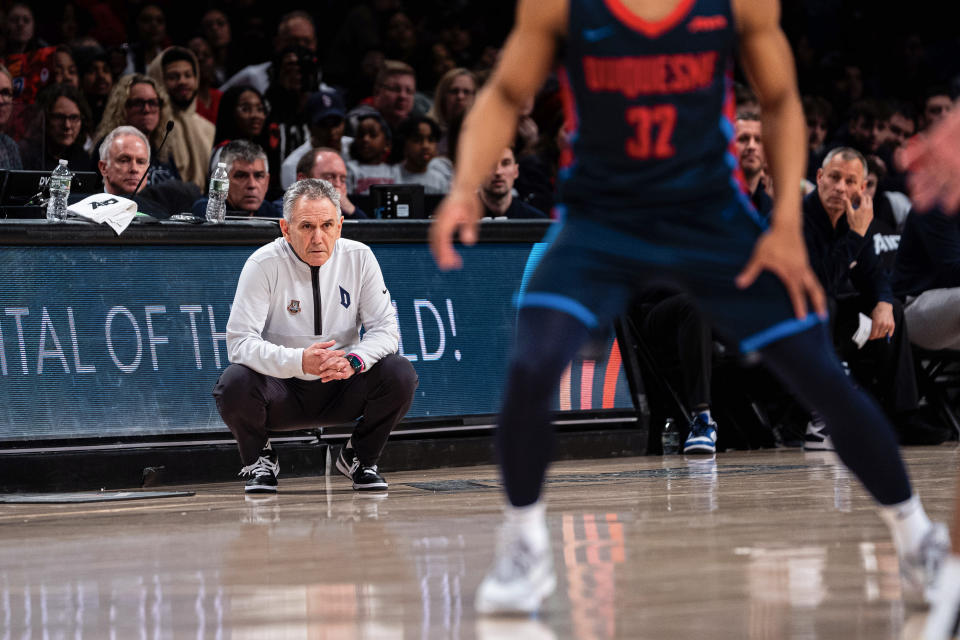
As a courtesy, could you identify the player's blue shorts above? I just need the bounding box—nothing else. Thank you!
[518,191,824,353]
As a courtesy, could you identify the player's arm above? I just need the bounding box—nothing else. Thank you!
[732,0,805,232]
[732,0,826,319]
[430,0,566,270]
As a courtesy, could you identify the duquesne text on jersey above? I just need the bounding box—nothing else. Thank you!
[582,51,718,99]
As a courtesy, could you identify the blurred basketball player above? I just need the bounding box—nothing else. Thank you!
[900,105,960,640]
[430,0,947,615]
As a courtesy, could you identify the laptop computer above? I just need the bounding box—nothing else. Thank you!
[370,183,426,219]
[0,170,103,207]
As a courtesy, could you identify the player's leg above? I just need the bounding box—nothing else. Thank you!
[674,195,947,601]
[925,484,960,640]
[476,216,632,615]
[759,325,948,600]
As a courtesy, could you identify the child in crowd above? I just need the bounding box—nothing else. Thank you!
[347,112,396,195]
[395,116,452,194]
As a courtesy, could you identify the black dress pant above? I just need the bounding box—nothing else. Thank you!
[833,295,919,415]
[213,353,418,466]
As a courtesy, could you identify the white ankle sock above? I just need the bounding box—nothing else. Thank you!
[504,501,548,548]
[878,494,933,554]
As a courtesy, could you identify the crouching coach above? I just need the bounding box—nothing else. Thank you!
[213,179,418,493]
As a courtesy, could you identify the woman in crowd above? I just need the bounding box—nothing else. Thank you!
[209,84,276,174]
[93,73,179,185]
[426,68,476,157]
[19,83,93,171]
[50,46,79,88]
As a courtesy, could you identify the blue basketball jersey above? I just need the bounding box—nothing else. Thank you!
[558,0,744,220]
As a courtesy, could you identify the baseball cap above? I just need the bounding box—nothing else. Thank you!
[306,88,345,124]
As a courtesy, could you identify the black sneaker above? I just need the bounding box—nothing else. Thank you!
[335,439,358,480]
[239,443,279,493]
[352,464,388,491]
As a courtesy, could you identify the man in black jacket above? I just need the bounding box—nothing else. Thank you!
[803,147,933,443]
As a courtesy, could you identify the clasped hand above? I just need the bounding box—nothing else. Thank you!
[302,340,354,382]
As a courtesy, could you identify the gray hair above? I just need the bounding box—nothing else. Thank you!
[99,125,151,164]
[0,64,11,82]
[282,179,341,222]
[220,139,269,174]
[821,146,867,181]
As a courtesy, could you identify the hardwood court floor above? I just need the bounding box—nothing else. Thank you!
[1,447,958,639]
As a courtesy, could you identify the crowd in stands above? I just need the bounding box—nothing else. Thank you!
[1,1,555,219]
[2,1,960,446]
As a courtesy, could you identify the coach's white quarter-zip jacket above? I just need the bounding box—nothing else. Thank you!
[226,236,399,380]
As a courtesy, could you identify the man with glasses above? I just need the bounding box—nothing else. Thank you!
[191,140,279,218]
[296,147,367,219]
[348,61,417,140]
[0,65,22,169]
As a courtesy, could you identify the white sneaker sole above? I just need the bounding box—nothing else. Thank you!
[244,484,278,494]
[684,441,717,454]
[475,571,557,615]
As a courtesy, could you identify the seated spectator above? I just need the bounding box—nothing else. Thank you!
[200,9,236,87]
[220,11,319,94]
[803,147,939,443]
[76,47,113,129]
[893,208,960,351]
[803,95,832,183]
[479,147,546,219]
[147,46,215,189]
[515,109,564,216]
[280,88,348,189]
[394,116,451,194]
[210,85,272,173]
[630,289,719,454]
[0,64,22,169]
[97,125,149,195]
[733,112,772,219]
[296,147,367,219]
[347,112,396,195]
[123,4,169,74]
[51,46,79,88]
[19,83,94,171]
[426,68,476,156]
[865,154,911,232]
[347,60,416,137]
[1,3,47,56]
[93,73,180,186]
[919,86,953,132]
[263,44,318,193]
[191,139,280,218]
[187,37,222,125]
[98,126,201,221]
[885,103,917,151]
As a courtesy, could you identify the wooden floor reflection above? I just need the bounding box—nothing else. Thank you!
[1,447,958,639]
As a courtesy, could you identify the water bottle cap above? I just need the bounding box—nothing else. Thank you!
[59,159,68,165]
[217,162,226,168]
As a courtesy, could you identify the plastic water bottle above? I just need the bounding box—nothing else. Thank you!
[205,162,229,223]
[46,159,72,221]
[661,418,680,455]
